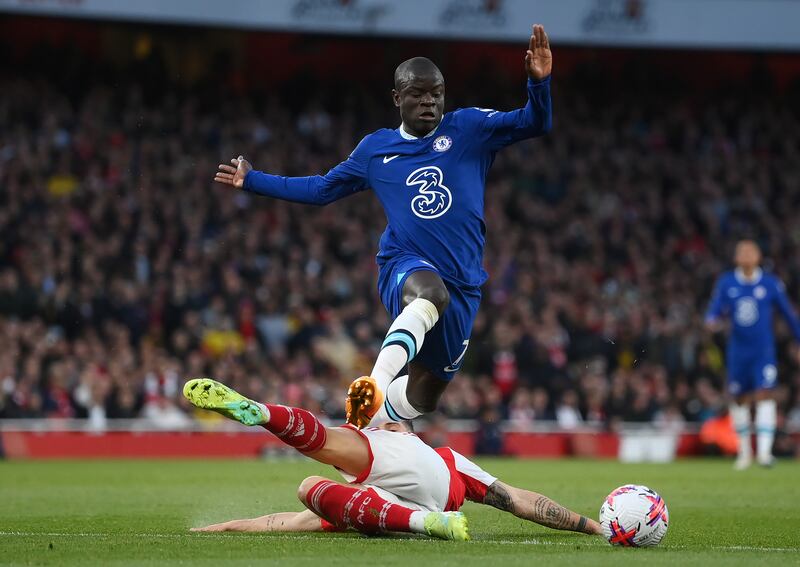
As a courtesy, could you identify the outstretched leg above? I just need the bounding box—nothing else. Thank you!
[375,271,450,392]
[183,378,369,476]
[347,271,450,427]
[297,475,469,541]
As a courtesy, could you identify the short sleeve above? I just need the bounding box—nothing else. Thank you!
[451,450,498,502]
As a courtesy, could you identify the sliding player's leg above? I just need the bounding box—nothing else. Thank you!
[183,378,369,476]
[297,475,469,541]
[754,360,778,467]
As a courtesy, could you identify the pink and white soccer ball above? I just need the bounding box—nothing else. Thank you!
[599,484,669,547]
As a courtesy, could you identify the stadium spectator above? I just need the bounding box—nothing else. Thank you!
[0,40,799,447]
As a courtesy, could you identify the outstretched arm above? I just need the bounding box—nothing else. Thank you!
[476,24,552,149]
[214,141,369,205]
[191,510,324,532]
[525,24,553,82]
[483,480,601,535]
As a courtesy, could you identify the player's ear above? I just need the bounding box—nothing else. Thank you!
[392,89,401,107]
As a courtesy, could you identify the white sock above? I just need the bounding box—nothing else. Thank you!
[363,374,411,426]
[755,399,777,462]
[382,375,423,421]
[366,395,393,426]
[408,511,428,534]
[255,401,270,424]
[371,298,439,392]
[730,403,752,461]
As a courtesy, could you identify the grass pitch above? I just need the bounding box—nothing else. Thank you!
[1,458,799,566]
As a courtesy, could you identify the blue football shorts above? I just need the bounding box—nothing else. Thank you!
[726,349,778,396]
[377,254,481,382]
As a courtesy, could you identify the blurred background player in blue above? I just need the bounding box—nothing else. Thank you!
[706,240,800,469]
[213,25,553,428]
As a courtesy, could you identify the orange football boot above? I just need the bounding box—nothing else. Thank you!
[345,376,384,429]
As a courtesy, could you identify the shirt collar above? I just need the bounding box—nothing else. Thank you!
[399,122,439,140]
[734,267,762,285]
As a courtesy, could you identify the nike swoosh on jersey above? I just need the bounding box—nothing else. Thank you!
[383,155,400,163]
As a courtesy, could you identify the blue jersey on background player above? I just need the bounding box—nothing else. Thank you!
[706,266,800,395]
[705,239,800,469]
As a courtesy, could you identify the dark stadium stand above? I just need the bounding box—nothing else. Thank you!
[1,18,799,457]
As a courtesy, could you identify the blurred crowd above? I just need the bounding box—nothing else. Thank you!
[2,42,800,439]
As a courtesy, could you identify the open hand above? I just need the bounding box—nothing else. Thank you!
[214,156,252,189]
[525,24,552,80]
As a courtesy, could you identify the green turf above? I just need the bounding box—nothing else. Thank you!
[1,458,799,566]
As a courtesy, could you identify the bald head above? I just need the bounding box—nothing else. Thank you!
[394,57,444,91]
[392,57,445,137]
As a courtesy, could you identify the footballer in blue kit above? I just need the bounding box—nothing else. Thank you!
[214,25,553,428]
[705,240,800,468]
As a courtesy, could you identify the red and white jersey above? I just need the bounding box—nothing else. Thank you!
[338,426,497,512]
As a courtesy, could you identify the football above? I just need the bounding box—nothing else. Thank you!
[599,484,669,547]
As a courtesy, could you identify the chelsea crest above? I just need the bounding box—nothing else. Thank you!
[432,135,453,152]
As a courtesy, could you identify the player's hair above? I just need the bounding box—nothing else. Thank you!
[394,57,443,91]
[736,238,760,249]
[401,419,415,433]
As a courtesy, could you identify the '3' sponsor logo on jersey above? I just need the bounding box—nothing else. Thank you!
[734,297,759,327]
[405,166,452,219]
[763,364,777,385]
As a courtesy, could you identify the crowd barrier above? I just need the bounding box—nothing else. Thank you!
[0,420,721,461]
[5,420,798,460]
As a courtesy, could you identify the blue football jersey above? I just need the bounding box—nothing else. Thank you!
[243,77,552,288]
[706,269,800,353]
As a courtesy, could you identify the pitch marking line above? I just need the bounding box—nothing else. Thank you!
[0,532,798,552]
[488,540,799,553]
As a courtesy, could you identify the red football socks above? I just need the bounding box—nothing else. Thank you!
[262,404,327,454]
[304,480,415,535]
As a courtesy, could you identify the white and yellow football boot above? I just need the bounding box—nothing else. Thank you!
[183,378,267,426]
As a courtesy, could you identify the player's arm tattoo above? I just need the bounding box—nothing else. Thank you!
[485,481,593,534]
[484,481,515,513]
[532,495,576,530]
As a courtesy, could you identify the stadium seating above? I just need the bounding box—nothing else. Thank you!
[1,39,799,454]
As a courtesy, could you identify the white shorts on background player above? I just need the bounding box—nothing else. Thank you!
[338,426,497,512]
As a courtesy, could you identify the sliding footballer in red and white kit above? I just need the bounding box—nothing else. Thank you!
[184,378,601,541]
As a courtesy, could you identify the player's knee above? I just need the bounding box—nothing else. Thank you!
[297,476,326,504]
[755,389,774,401]
[418,285,450,315]
[406,389,439,413]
